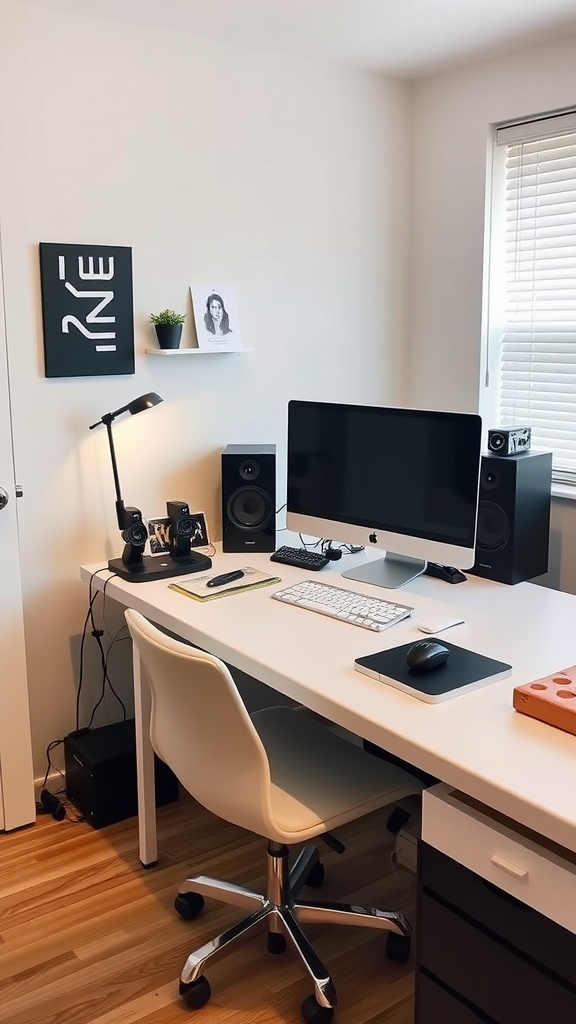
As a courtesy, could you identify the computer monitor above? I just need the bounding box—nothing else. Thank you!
[286,400,482,589]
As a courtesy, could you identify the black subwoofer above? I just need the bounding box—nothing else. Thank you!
[221,444,276,552]
[469,450,552,584]
[64,720,178,829]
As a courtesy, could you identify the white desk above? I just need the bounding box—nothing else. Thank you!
[81,547,576,867]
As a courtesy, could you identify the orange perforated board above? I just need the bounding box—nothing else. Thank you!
[513,666,576,736]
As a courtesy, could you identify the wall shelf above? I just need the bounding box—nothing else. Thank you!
[145,347,254,356]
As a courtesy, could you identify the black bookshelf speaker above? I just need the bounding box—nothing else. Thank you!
[468,450,552,585]
[221,444,276,552]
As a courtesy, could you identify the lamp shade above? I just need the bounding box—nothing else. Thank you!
[88,392,163,431]
[114,392,162,419]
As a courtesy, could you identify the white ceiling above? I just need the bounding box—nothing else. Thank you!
[125,0,576,78]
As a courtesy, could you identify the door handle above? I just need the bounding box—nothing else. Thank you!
[0,486,9,510]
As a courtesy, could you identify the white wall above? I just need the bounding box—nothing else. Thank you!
[0,0,410,775]
[409,32,576,594]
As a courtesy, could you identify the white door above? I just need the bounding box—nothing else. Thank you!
[0,267,35,830]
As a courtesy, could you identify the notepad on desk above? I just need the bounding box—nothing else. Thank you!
[169,566,281,601]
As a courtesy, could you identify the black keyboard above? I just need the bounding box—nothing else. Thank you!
[270,546,329,571]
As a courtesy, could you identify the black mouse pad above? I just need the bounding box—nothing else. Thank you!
[354,640,512,703]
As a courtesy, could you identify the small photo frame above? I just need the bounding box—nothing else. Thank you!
[187,511,210,548]
[191,284,242,352]
[147,512,210,555]
[147,517,171,555]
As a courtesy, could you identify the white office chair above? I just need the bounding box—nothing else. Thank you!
[125,609,423,1024]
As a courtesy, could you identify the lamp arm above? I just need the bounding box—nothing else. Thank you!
[103,416,126,531]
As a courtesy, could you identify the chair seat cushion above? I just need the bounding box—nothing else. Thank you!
[251,706,422,843]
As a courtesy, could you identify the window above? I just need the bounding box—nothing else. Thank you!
[485,111,576,489]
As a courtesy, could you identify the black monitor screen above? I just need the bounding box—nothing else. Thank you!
[287,401,481,548]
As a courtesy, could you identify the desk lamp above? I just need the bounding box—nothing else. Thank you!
[89,392,211,582]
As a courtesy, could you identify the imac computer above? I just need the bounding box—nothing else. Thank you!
[286,400,482,590]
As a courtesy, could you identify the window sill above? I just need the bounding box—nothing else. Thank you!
[552,483,576,501]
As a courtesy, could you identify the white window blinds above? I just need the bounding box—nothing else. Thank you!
[496,112,576,486]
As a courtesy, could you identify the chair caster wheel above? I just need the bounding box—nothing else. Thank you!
[386,806,411,834]
[305,861,325,888]
[174,892,205,920]
[386,932,411,961]
[179,974,211,1009]
[301,994,334,1024]
[267,931,287,954]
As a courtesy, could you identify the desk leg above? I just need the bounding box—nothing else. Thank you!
[133,647,158,867]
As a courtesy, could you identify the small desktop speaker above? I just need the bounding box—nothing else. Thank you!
[167,499,195,534]
[121,506,148,548]
[469,450,552,585]
[167,499,196,559]
[487,426,531,456]
[221,444,276,552]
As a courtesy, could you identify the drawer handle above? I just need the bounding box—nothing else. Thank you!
[490,854,529,881]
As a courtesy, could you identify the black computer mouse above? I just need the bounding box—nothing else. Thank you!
[406,639,450,673]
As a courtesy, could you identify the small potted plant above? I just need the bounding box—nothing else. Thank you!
[149,309,186,350]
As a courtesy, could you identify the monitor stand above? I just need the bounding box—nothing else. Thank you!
[342,552,426,590]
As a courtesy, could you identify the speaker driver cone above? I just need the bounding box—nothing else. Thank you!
[239,459,260,482]
[475,500,510,552]
[228,486,272,530]
[123,521,148,546]
[488,432,506,452]
[175,516,196,538]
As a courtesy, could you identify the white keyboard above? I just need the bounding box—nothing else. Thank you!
[271,579,413,631]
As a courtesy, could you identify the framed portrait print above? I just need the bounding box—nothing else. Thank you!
[190,284,242,352]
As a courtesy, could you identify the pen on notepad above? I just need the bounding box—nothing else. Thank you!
[206,570,245,589]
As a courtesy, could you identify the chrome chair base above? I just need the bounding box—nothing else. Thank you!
[176,841,411,1014]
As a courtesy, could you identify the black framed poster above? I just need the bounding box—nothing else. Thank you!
[39,242,135,377]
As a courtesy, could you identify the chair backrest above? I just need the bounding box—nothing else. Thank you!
[125,609,278,838]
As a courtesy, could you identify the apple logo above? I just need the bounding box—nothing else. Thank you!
[369,532,378,544]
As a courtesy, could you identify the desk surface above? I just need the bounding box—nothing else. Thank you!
[81,544,576,855]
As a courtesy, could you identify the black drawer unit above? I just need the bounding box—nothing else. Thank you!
[416,842,576,1024]
[418,973,486,1024]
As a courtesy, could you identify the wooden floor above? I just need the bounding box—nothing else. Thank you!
[0,793,416,1024]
